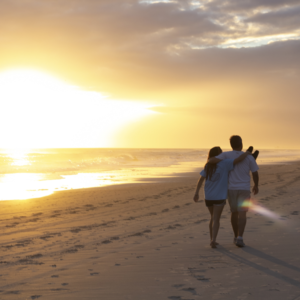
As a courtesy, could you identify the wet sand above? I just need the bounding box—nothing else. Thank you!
[1,162,300,299]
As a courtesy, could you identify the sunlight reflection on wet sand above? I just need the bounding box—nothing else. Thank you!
[0,162,199,201]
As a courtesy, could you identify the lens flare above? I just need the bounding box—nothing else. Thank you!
[241,198,283,221]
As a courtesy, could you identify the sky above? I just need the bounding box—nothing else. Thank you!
[0,0,299,148]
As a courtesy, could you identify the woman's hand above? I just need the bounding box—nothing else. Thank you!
[193,194,199,202]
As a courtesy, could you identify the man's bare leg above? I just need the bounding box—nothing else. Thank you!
[231,212,239,239]
[238,211,247,237]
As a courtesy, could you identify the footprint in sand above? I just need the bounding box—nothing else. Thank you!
[166,225,177,230]
[85,205,96,210]
[40,235,53,240]
[172,284,185,288]
[196,276,210,281]
[90,272,99,276]
[182,287,197,295]
[128,232,144,237]
[5,291,20,295]
[194,219,208,224]
[31,296,41,299]
[32,212,43,217]
[162,209,169,213]
[50,214,61,218]
[146,212,157,216]
[291,211,299,215]
[102,240,112,244]
[6,224,17,228]
[27,218,40,222]
[61,283,68,286]
[51,275,59,278]
[173,206,180,209]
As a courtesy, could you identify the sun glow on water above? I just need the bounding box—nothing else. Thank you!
[0,148,199,200]
[6,149,32,166]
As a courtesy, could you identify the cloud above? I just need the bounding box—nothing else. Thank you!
[246,5,300,33]
[0,0,300,147]
[1,0,299,85]
[205,0,300,13]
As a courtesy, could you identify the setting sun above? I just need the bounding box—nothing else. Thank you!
[0,69,156,148]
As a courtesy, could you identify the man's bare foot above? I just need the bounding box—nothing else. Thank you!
[210,241,217,248]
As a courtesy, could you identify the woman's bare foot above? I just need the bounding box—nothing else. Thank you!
[210,240,219,245]
[210,241,217,248]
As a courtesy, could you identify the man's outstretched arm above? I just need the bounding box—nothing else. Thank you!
[233,151,251,165]
[209,151,250,164]
[252,171,259,195]
[208,157,222,164]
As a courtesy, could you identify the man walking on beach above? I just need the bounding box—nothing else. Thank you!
[209,135,259,247]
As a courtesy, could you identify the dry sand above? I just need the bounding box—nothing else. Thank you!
[1,162,300,299]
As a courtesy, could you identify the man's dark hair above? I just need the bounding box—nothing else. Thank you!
[230,135,242,149]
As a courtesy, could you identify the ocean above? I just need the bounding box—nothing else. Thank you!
[0,148,299,200]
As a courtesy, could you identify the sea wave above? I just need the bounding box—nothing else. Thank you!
[0,148,299,175]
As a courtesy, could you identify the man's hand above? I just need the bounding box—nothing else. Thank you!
[252,185,259,195]
[193,194,199,202]
[252,171,259,195]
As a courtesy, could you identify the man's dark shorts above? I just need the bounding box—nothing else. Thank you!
[227,190,251,212]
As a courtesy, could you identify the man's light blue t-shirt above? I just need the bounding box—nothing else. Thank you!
[200,159,234,200]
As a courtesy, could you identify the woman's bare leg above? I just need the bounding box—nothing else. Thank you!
[210,204,225,248]
[207,206,213,242]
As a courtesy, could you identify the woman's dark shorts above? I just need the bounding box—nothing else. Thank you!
[205,200,226,207]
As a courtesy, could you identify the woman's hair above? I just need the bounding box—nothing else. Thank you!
[204,146,222,180]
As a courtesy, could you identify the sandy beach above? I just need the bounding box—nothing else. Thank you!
[1,162,300,300]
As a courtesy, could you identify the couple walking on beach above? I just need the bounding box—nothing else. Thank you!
[194,135,259,248]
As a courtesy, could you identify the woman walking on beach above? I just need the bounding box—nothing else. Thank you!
[193,147,251,248]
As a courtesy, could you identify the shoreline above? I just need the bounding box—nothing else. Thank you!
[2,158,300,202]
